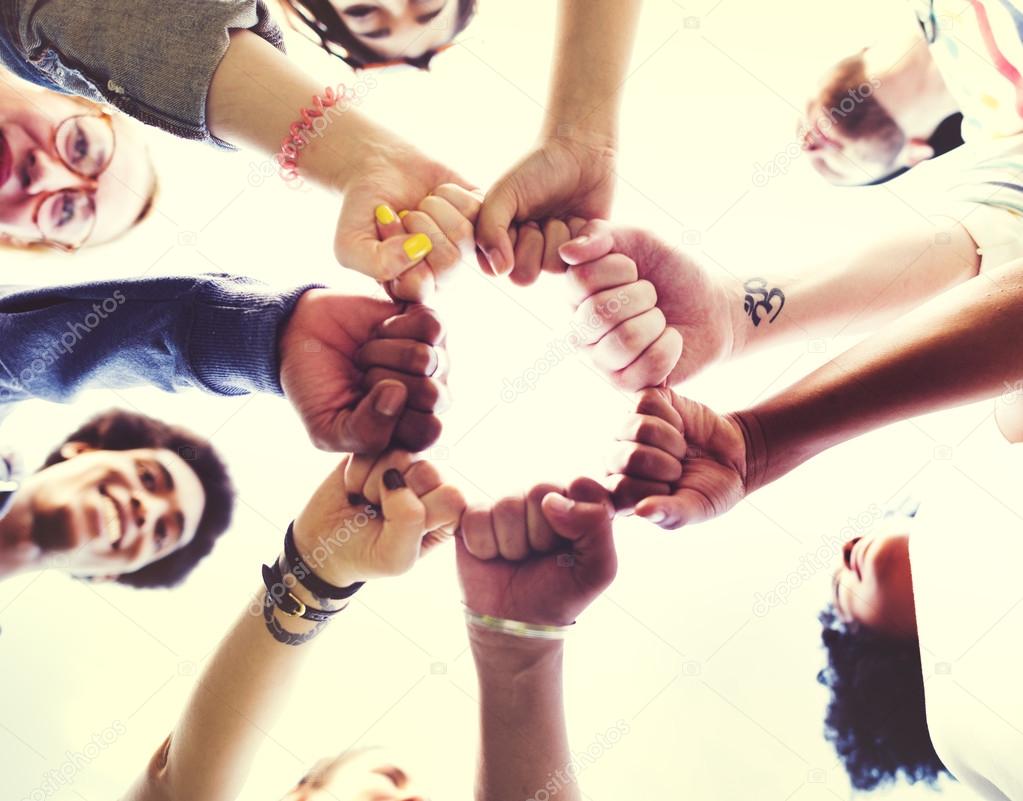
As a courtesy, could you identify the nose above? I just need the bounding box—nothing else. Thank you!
[376,0,408,15]
[130,495,148,529]
[22,147,83,195]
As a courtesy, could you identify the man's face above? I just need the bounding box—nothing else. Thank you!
[832,531,917,638]
[798,100,906,186]
[0,84,154,249]
[282,748,427,801]
[13,445,205,577]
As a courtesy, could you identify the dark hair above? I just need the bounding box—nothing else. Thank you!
[42,409,235,589]
[819,52,903,145]
[285,0,477,69]
[817,606,949,791]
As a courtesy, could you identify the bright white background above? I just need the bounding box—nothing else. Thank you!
[0,0,1000,799]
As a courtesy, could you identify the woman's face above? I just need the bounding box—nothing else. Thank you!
[832,531,917,638]
[283,748,427,801]
[332,0,460,60]
[0,83,154,249]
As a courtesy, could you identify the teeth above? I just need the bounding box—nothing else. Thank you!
[100,495,123,548]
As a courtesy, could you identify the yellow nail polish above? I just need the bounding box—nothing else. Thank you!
[375,205,397,225]
[403,233,433,262]
[398,210,410,219]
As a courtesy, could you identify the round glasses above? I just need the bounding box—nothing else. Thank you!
[33,113,116,253]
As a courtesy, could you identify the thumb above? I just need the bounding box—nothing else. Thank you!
[558,219,616,265]
[378,468,428,572]
[541,478,615,547]
[332,381,406,454]
[475,182,519,276]
[635,493,710,530]
[336,225,435,283]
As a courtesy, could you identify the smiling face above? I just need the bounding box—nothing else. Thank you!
[0,82,155,250]
[9,444,205,577]
[331,0,460,61]
[282,748,427,801]
[832,531,917,638]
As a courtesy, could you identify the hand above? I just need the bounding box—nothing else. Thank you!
[476,134,616,283]
[334,140,476,300]
[456,478,617,627]
[374,183,484,301]
[561,221,743,388]
[279,291,449,453]
[607,388,749,529]
[293,451,466,589]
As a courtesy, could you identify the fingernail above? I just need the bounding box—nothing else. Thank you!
[383,469,406,490]
[546,494,573,514]
[644,509,666,524]
[398,210,410,219]
[375,385,405,416]
[569,235,590,247]
[484,247,507,274]
[375,204,397,225]
[403,233,433,262]
[348,492,368,506]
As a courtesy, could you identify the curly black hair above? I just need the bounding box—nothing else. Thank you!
[42,409,235,589]
[284,0,477,70]
[817,605,949,791]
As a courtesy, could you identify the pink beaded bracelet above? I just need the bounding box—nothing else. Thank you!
[276,83,350,184]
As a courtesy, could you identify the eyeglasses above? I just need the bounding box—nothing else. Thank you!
[282,0,456,69]
[33,112,116,253]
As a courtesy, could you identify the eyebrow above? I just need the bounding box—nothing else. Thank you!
[416,8,443,23]
[156,460,175,492]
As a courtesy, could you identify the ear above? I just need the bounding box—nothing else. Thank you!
[59,441,95,460]
[896,138,934,168]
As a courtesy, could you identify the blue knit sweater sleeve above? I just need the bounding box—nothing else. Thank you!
[0,275,315,411]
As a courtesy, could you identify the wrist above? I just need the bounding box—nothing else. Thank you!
[290,523,364,594]
[469,625,565,675]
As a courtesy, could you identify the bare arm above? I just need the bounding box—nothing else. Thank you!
[741,255,1023,490]
[542,0,645,144]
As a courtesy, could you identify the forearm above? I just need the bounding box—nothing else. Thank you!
[732,217,979,357]
[208,29,392,189]
[0,276,313,408]
[738,256,1023,490]
[470,629,577,801]
[122,580,329,801]
[541,0,644,143]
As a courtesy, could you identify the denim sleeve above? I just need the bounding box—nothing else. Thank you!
[0,1,285,148]
[0,275,317,413]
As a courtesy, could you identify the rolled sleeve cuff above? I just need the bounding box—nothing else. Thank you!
[3,0,284,148]
[190,277,320,396]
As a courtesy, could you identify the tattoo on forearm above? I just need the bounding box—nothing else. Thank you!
[261,591,326,646]
[742,278,785,326]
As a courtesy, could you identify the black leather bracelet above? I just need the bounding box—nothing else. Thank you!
[283,522,365,600]
[260,560,344,623]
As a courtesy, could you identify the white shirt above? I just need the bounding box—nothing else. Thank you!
[909,0,1023,140]
[909,419,1023,800]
